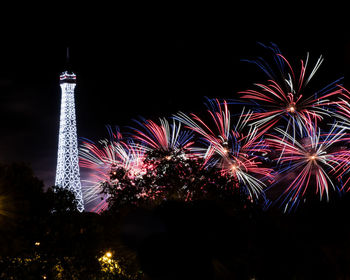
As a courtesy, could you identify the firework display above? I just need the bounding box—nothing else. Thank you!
[266,125,350,212]
[238,43,346,138]
[131,117,194,153]
[79,126,146,212]
[80,43,350,213]
[174,99,273,200]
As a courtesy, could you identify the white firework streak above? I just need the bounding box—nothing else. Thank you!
[175,103,272,199]
[132,118,194,153]
[267,125,347,204]
[79,138,146,212]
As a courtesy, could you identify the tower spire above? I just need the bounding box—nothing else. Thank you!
[65,47,72,72]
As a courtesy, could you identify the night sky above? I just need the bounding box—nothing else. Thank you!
[0,9,348,188]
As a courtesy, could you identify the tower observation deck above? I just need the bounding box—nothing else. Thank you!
[55,64,84,212]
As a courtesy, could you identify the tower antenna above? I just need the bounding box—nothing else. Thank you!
[65,47,71,71]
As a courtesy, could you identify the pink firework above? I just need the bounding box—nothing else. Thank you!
[332,86,350,125]
[131,117,194,154]
[239,45,347,138]
[175,99,273,199]
[330,95,350,191]
[79,129,146,213]
[175,99,232,161]
[266,124,350,211]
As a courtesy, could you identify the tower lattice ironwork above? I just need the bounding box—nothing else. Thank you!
[55,68,84,212]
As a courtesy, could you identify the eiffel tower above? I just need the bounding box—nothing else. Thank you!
[55,48,84,212]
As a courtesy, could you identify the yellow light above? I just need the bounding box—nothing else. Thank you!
[99,251,123,274]
[231,165,237,171]
[35,242,40,246]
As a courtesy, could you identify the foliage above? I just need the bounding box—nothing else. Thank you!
[0,163,46,256]
[101,149,253,213]
[0,252,142,280]
[44,185,79,214]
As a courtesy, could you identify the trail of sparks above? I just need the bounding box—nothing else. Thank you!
[131,117,194,153]
[79,128,146,213]
[175,99,273,199]
[79,44,350,213]
[238,43,347,138]
[266,124,350,211]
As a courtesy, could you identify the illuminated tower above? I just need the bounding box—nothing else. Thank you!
[55,49,84,212]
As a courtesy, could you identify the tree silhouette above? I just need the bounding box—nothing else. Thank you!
[0,162,45,256]
[44,185,79,214]
[102,149,254,214]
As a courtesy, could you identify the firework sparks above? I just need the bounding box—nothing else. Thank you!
[79,127,146,212]
[266,124,350,211]
[175,99,273,199]
[131,117,194,154]
[238,43,346,138]
[174,99,233,161]
[79,43,350,213]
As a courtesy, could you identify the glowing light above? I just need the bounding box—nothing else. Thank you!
[35,242,40,246]
[98,251,122,274]
[309,154,317,161]
[288,105,295,113]
[55,71,84,212]
[231,164,237,171]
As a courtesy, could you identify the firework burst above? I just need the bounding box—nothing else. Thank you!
[330,86,350,127]
[238,43,346,138]
[175,99,273,199]
[131,117,194,153]
[79,127,146,212]
[266,124,350,211]
[79,43,350,213]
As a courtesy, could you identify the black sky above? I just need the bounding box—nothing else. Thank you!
[0,7,349,187]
